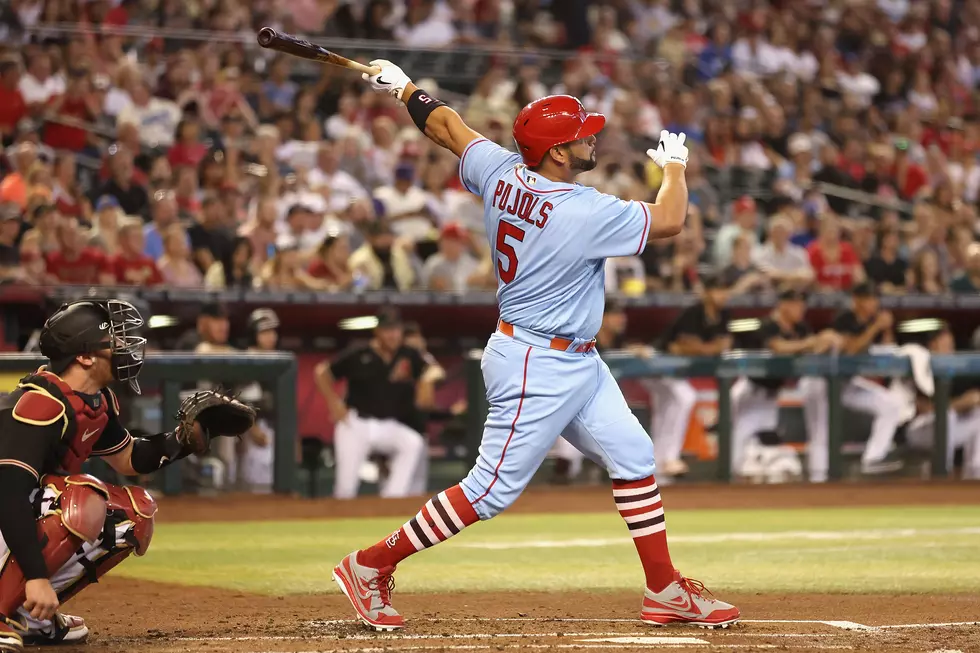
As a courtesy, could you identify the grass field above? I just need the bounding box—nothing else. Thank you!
[118,505,980,596]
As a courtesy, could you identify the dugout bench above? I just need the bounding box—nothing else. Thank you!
[464,351,980,481]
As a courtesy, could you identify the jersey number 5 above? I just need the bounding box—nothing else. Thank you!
[495,221,526,284]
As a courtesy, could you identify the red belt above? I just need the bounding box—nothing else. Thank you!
[498,320,596,353]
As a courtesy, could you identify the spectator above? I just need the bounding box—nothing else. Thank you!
[19,52,64,113]
[158,223,204,288]
[951,244,980,294]
[205,235,255,290]
[864,229,908,295]
[15,229,45,285]
[713,196,760,267]
[88,195,122,254]
[0,205,21,281]
[259,57,298,119]
[324,93,363,141]
[110,218,163,286]
[258,245,322,290]
[117,78,181,148]
[753,214,814,290]
[307,142,370,214]
[721,233,769,295]
[421,222,480,293]
[276,204,322,254]
[23,202,59,254]
[168,119,208,169]
[0,141,34,209]
[909,248,947,295]
[307,234,353,291]
[394,0,456,48]
[0,59,26,143]
[188,194,235,274]
[364,116,399,188]
[50,152,87,221]
[93,145,150,217]
[349,220,415,291]
[808,215,864,292]
[373,163,432,240]
[42,68,99,155]
[143,190,179,260]
[44,217,115,285]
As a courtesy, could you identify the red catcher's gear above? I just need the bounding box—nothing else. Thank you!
[512,95,606,166]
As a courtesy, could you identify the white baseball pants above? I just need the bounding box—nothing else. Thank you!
[642,378,697,466]
[333,409,427,499]
[905,408,980,479]
[802,376,904,480]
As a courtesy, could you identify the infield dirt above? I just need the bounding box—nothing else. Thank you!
[58,482,980,653]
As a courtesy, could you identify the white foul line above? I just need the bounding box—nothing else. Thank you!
[455,527,980,550]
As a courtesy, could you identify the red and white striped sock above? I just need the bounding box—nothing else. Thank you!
[613,476,675,592]
[357,484,479,569]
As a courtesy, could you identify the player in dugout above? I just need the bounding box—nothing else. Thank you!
[0,299,251,653]
[329,58,739,631]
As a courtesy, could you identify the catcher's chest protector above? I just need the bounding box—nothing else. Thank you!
[18,371,113,474]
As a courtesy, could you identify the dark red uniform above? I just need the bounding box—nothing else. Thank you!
[0,368,156,637]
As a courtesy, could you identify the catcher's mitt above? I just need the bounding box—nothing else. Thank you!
[175,390,257,456]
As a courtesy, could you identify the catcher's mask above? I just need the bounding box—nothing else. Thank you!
[39,299,147,394]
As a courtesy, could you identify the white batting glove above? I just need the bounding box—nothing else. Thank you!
[646,130,689,169]
[362,59,412,101]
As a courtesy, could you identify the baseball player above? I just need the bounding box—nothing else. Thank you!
[730,289,841,480]
[551,299,627,483]
[0,299,249,652]
[804,282,906,476]
[903,325,980,479]
[314,309,431,499]
[238,308,281,493]
[331,60,739,631]
[649,275,733,478]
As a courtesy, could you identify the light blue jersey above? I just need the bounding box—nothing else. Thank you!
[456,136,660,520]
[459,138,652,340]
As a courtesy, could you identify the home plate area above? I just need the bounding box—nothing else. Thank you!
[162,618,980,653]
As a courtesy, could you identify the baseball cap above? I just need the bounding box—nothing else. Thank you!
[440,222,468,240]
[96,195,121,211]
[248,308,280,333]
[851,281,878,298]
[200,302,229,319]
[733,196,756,213]
[778,288,808,302]
[376,307,403,329]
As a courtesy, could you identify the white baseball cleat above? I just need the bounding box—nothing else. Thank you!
[332,551,405,631]
[18,611,89,646]
[641,570,740,629]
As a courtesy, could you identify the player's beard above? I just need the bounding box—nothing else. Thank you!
[569,151,597,172]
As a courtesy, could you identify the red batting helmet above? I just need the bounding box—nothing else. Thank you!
[512,95,606,167]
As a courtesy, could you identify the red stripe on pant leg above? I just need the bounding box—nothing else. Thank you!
[473,346,532,505]
[444,485,479,524]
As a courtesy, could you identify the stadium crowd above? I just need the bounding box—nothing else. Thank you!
[0,0,979,297]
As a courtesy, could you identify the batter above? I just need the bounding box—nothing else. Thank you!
[331,59,739,632]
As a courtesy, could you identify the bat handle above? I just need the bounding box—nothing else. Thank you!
[349,62,383,76]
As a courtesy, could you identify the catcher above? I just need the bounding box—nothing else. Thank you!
[0,299,254,652]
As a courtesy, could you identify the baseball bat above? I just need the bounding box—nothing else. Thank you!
[256,27,381,75]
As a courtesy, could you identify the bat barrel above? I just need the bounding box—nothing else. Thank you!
[256,27,277,48]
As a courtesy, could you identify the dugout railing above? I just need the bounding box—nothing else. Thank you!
[0,352,298,495]
[464,351,980,481]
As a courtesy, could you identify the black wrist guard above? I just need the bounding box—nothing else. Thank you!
[406,88,447,133]
[131,431,189,474]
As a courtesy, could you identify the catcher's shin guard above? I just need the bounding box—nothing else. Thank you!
[0,475,108,634]
[55,483,157,605]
